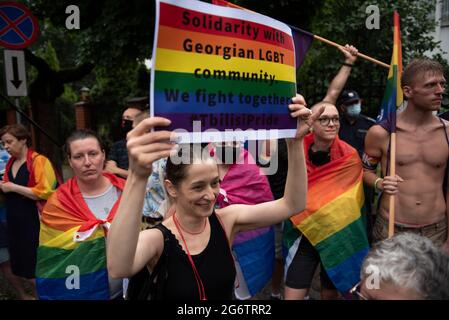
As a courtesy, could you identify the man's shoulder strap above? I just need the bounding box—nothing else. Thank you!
[438,117,449,147]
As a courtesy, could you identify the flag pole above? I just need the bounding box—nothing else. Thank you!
[313,35,390,69]
[388,133,396,238]
[212,1,391,69]
[387,11,402,238]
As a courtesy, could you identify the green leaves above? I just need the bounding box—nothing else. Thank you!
[298,0,444,117]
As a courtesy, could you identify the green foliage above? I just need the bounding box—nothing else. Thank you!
[88,61,150,147]
[29,0,154,67]
[234,0,324,29]
[15,0,447,132]
[299,0,445,117]
[0,0,151,155]
[28,38,60,85]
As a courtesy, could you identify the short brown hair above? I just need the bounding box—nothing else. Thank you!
[65,129,103,157]
[0,124,32,147]
[401,59,444,88]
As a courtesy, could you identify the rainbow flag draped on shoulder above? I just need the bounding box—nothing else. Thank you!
[216,149,274,298]
[36,173,125,300]
[376,11,403,131]
[285,134,369,294]
[3,149,59,212]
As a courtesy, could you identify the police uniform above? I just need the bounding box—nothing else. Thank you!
[339,114,376,159]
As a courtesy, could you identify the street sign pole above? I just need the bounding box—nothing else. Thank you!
[15,98,21,124]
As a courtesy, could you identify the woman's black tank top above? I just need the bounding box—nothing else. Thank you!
[153,212,236,300]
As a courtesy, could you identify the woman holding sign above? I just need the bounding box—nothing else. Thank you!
[107,94,319,300]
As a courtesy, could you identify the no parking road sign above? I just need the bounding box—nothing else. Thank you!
[0,2,39,49]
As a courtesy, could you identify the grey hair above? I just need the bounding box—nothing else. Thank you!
[361,233,449,300]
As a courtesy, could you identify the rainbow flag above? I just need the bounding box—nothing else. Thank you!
[3,149,57,197]
[3,149,59,213]
[216,148,274,298]
[285,134,369,294]
[36,173,125,300]
[212,0,314,68]
[376,11,403,132]
[151,0,297,140]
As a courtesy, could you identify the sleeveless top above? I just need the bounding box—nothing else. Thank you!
[153,212,236,300]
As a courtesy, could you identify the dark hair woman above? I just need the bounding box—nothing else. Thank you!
[0,124,59,298]
[107,94,321,300]
[36,129,126,300]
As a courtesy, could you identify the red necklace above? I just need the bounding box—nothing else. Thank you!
[173,212,208,300]
[172,213,207,235]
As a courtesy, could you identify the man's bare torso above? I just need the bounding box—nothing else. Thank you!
[379,116,449,225]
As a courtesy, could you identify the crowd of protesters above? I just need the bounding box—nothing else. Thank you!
[0,47,448,300]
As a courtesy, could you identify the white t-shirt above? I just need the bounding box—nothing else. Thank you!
[83,184,123,299]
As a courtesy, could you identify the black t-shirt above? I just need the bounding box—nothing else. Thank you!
[338,114,375,159]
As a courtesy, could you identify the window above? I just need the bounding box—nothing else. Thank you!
[442,0,449,25]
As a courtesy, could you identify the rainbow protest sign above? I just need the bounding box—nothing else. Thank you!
[151,0,297,143]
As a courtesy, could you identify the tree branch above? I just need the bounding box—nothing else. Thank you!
[57,63,95,83]
[24,48,51,74]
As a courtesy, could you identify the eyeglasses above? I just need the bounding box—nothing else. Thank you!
[349,281,368,300]
[317,116,340,126]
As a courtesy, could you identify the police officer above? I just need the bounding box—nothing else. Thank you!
[337,90,375,159]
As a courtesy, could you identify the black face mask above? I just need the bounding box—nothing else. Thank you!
[308,145,330,166]
[215,146,242,164]
[121,119,134,136]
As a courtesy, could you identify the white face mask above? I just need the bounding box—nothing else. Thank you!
[346,103,361,117]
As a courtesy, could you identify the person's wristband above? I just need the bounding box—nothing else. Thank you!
[374,177,383,191]
[342,62,353,67]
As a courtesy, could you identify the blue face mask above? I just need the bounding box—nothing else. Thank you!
[346,103,361,118]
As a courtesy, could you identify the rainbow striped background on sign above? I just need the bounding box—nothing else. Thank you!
[152,0,297,133]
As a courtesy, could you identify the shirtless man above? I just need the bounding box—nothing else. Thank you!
[363,59,448,250]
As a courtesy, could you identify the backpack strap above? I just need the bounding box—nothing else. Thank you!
[438,117,449,200]
[439,117,449,147]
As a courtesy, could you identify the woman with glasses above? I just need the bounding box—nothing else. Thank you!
[284,101,370,300]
